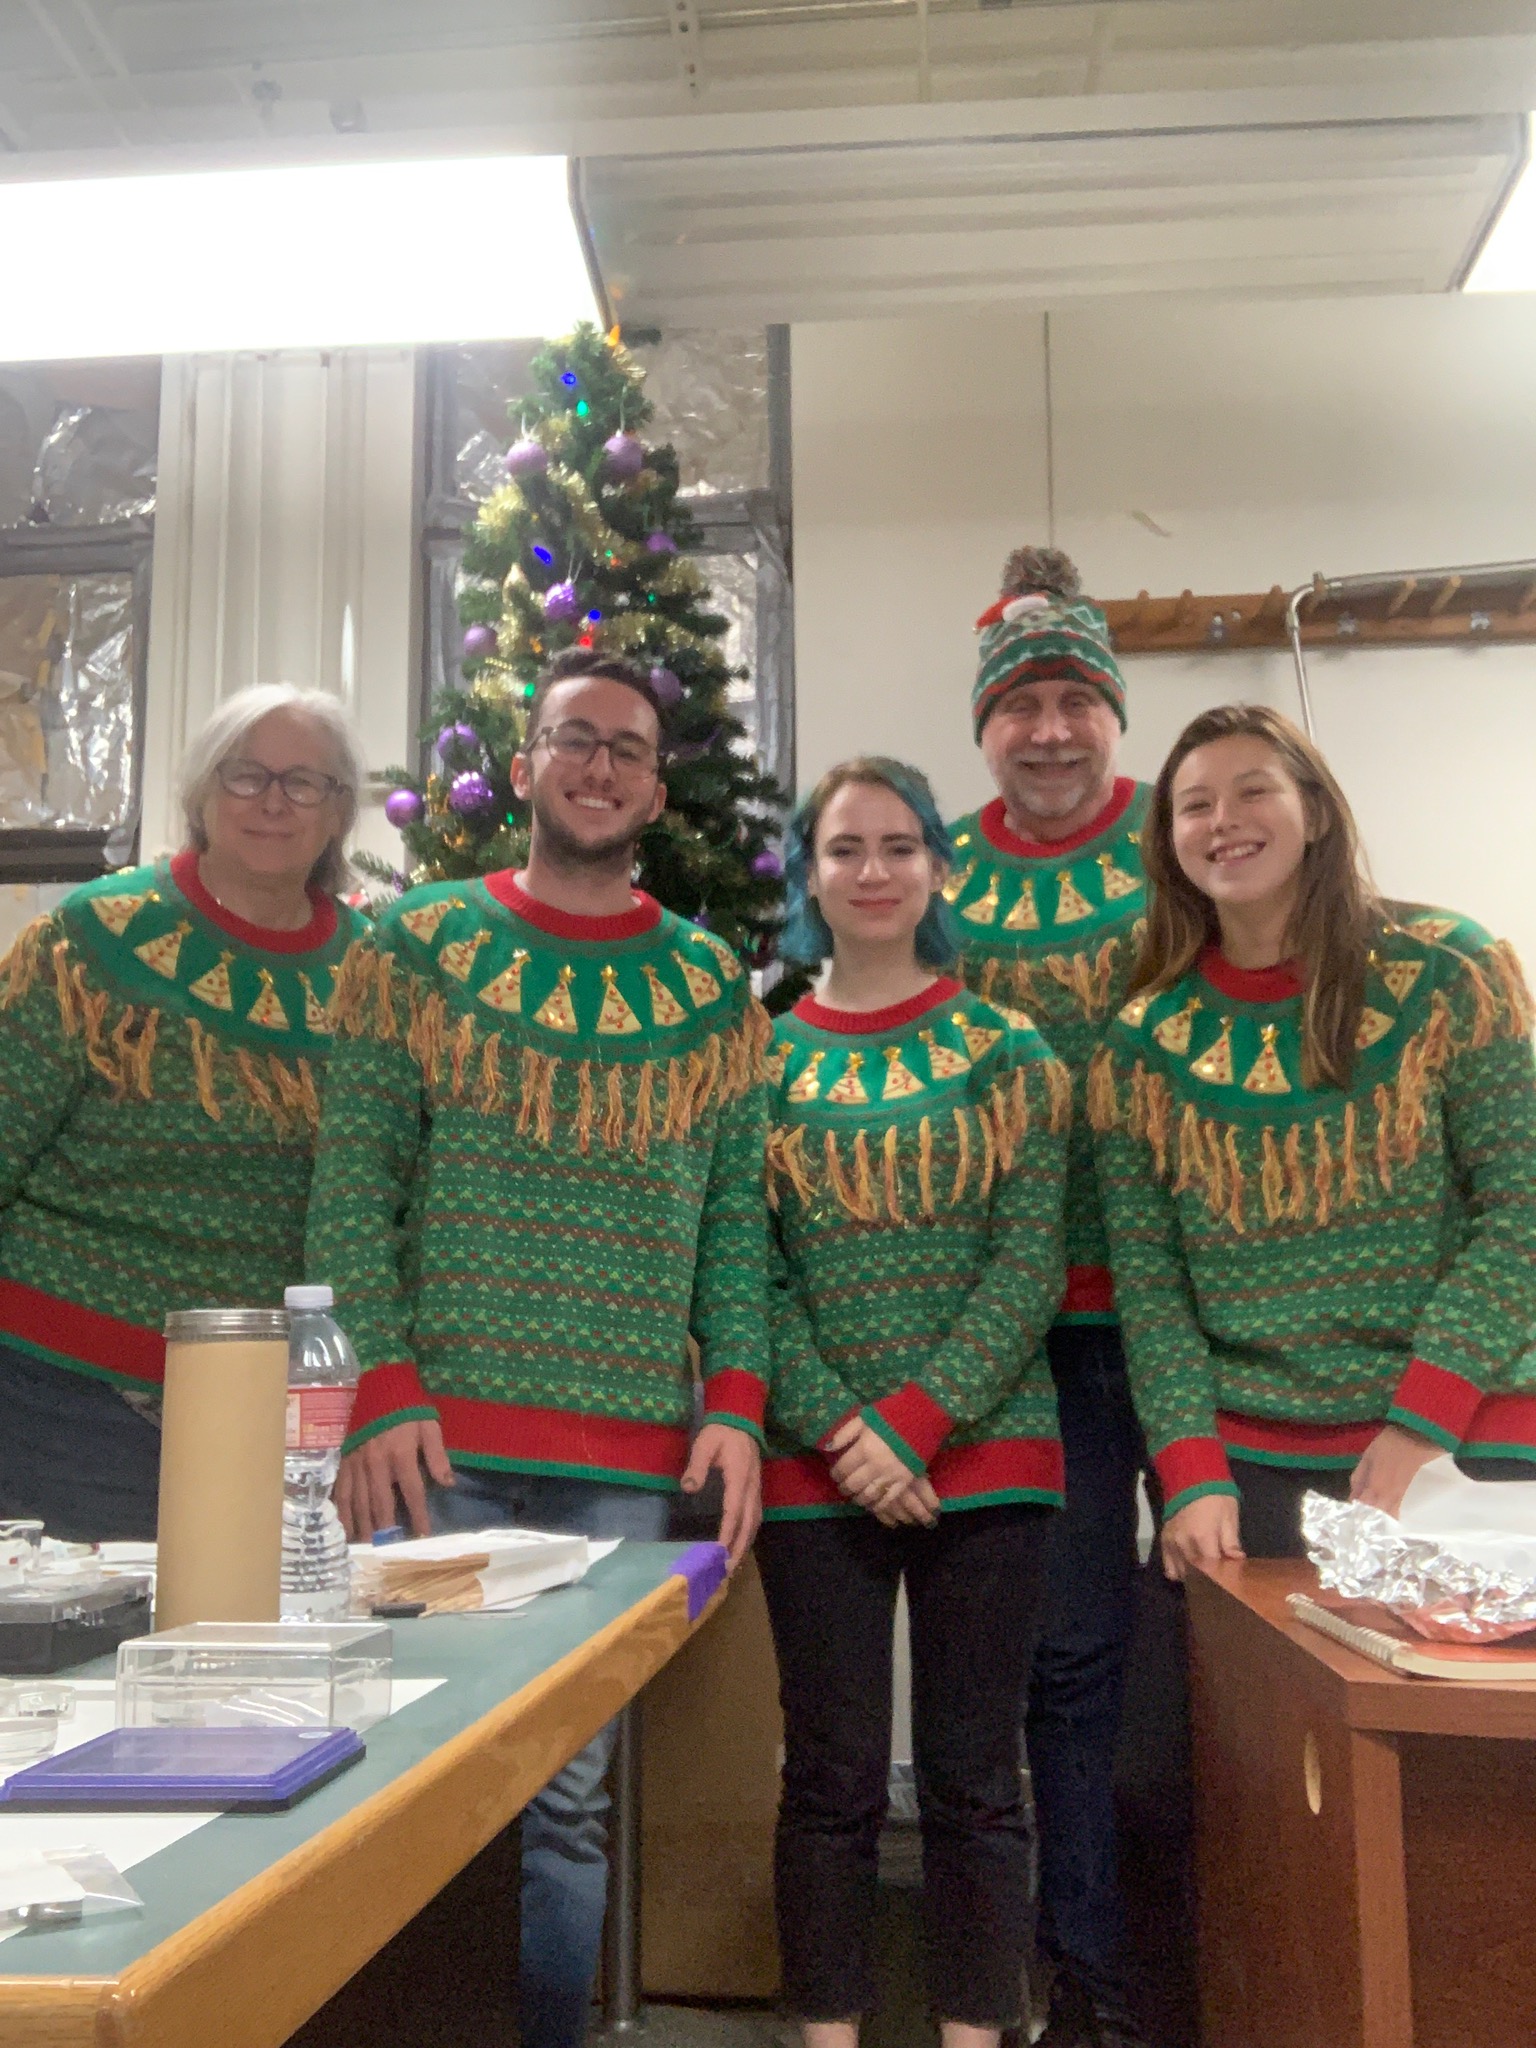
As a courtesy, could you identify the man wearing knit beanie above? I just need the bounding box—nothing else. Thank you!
[950,548,1155,2048]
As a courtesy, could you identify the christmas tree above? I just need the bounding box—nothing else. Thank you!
[369,323,786,962]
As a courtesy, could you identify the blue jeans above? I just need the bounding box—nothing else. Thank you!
[0,1342,161,1542]
[430,1467,670,2048]
[1025,1324,1145,1992]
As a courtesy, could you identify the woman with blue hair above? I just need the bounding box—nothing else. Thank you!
[757,755,1070,2048]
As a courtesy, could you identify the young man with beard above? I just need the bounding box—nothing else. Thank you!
[308,649,770,2048]
[946,551,1154,2048]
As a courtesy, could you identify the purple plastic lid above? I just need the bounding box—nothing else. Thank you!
[0,1725,363,1808]
[671,1542,729,1622]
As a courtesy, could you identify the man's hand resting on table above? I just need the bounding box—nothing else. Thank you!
[1160,1493,1245,1583]
[335,1419,453,1540]
[681,1422,762,1567]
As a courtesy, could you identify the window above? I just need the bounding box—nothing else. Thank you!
[0,363,157,882]
[415,326,794,799]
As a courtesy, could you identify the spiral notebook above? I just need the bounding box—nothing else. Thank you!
[1288,1593,1536,1681]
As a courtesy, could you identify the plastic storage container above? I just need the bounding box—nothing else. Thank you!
[0,1578,152,1674]
[115,1621,392,1732]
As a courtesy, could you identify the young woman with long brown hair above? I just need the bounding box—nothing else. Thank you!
[1090,703,1536,1578]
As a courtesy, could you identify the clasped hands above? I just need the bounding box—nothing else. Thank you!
[823,1414,942,1529]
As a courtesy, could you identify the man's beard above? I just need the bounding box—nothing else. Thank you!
[529,780,645,875]
[1003,754,1101,821]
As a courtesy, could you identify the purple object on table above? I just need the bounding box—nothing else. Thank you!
[671,1541,729,1622]
[0,1725,364,1809]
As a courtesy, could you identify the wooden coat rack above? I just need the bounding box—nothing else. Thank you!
[1103,558,1536,736]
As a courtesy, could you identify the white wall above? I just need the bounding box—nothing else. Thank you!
[792,294,1536,971]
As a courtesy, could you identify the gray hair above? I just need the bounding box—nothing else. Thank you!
[179,684,366,898]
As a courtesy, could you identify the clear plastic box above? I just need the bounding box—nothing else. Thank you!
[115,1622,393,1733]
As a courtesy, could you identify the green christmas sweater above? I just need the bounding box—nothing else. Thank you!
[948,776,1150,1327]
[0,849,364,1390]
[306,872,772,1487]
[761,976,1070,1519]
[1089,912,1536,1516]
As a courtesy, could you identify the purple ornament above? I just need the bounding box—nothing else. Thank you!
[602,431,645,482]
[384,787,424,829]
[436,721,479,760]
[648,665,684,707]
[449,770,494,816]
[751,848,784,881]
[543,580,580,624]
[504,437,548,479]
[645,530,678,556]
[462,623,497,661]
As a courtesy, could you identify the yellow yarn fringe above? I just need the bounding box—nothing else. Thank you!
[0,921,319,1135]
[334,941,771,1157]
[1087,982,1507,1233]
[766,1057,1069,1222]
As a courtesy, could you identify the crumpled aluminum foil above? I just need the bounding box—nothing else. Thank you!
[1303,1490,1536,1643]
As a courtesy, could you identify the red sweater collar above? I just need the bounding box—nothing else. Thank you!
[794,977,961,1036]
[979,776,1136,860]
[1198,945,1305,1003]
[171,848,337,954]
[482,869,662,942]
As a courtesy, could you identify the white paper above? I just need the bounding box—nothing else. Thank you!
[1399,1455,1536,1576]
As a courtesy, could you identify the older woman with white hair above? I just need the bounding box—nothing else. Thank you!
[0,683,367,1541]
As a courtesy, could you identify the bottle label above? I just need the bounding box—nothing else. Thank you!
[286,1387,356,1453]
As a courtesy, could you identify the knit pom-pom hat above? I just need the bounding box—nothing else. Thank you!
[972,546,1126,738]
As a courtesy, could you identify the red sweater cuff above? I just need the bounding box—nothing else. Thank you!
[346,1361,436,1447]
[1154,1436,1236,1516]
[1388,1358,1484,1452]
[868,1383,953,1469]
[700,1368,767,1432]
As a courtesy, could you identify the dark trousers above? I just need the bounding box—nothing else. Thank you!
[757,1504,1051,2029]
[0,1342,161,1541]
[1025,1325,1145,1990]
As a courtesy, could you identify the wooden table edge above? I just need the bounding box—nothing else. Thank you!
[0,1568,721,2048]
[1188,1561,1536,1737]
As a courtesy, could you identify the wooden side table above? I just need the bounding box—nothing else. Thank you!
[1186,1559,1536,2048]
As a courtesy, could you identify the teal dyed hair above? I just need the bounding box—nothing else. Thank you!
[780,756,961,969]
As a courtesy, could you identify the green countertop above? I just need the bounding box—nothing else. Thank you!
[0,1541,693,1981]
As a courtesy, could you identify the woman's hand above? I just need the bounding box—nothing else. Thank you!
[1160,1493,1245,1583]
[873,1475,942,1530]
[824,1415,925,1517]
[1350,1423,1444,1518]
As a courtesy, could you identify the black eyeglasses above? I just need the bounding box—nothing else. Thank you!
[528,721,660,776]
[216,759,347,808]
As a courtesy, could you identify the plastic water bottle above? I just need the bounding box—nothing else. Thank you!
[280,1285,358,1621]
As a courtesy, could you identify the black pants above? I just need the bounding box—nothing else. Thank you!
[0,1342,161,1542]
[757,1504,1050,2029]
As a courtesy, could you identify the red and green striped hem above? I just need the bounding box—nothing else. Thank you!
[345,1368,698,1487]
[1460,1391,1536,1463]
[1387,1358,1484,1453]
[1054,1264,1117,1330]
[1154,1435,1240,1519]
[864,1383,953,1472]
[763,1436,1064,1518]
[699,1367,769,1451]
[1217,1410,1376,1471]
[0,1280,164,1390]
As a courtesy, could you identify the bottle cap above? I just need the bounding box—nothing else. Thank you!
[284,1285,335,1310]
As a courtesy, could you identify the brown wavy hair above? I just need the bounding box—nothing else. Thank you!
[1132,704,1383,1089]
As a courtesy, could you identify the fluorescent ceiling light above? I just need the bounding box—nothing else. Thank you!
[0,155,601,360]
[1464,131,1536,291]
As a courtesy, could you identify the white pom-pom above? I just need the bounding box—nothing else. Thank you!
[1001,593,1052,622]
